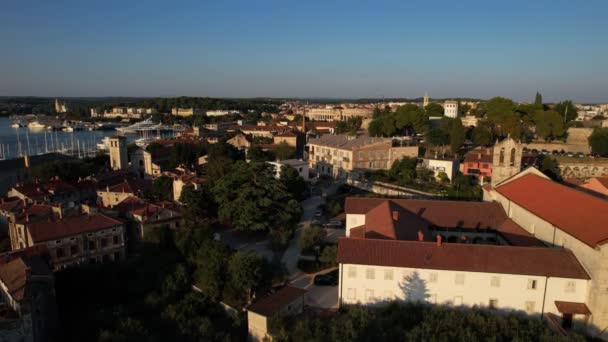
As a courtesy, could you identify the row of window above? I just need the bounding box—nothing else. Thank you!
[54,235,122,258]
[347,267,577,293]
[344,289,537,314]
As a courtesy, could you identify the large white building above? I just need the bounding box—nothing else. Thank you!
[443,100,458,118]
[338,170,608,337]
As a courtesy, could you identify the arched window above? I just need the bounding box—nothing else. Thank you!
[510,148,516,166]
[499,148,505,165]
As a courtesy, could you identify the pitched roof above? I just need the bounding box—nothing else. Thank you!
[0,250,52,302]
[346,198,507,230]
[554,301,591,315]
[248,285,307,316]
[464,148,493,164]
[337,238,589,279]
[494,174,608,247]
[27,213,123,242]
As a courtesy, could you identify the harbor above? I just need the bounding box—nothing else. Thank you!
[0,117,186,160]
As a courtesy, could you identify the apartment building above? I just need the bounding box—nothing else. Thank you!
[9,211,126,269]
[171,108,203,117]
[305,107,374,121]
[307,135,419,178]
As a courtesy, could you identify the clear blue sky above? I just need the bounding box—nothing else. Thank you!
[1,0,607,102]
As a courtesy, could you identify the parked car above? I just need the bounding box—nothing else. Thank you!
[577,152,585,158]
[314,270,339,286]
[323,220,343,228]
[314,209,323,217]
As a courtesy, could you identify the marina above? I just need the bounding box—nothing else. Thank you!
[0,117,184,160]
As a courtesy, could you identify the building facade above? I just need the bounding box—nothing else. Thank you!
[491,137,523,186]
[443,101,458,118]
[108,136,128,171]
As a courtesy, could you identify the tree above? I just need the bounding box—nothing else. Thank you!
[225,251,267,306]
[179,186,216,225]
[280,165,307,200]
[425,127,448,146]
[299,227,326,251]
[275,142,295,160]
[532,110,565,140]
[589,127,608,156]
[151,176,173,201]
[554,100,578,122]
[319,245,337,266]
[534,91,543,108]
[389,157,418,185]
[191,241,231,300]
[540,156,561,181]
[449,118,465,154]
[335,117,362,135]
[212,161,302,232]
[471,124,493,146]
[247,146,274,162]
[424,102,444,117]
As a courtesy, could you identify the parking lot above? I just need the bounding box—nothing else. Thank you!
[290,267,339,309]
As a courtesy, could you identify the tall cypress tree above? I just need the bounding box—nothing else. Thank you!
[534,92,543,107]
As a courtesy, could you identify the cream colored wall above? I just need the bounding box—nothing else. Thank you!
[173,179,184,202]
[345,214,366,236]
[340,263,587,317]
[247,311,268,342]
[97,191,132,207]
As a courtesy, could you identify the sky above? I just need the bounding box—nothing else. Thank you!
[1,0,607,102]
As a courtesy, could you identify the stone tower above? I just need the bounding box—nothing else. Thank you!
[423,92,429,108]
[108,136,128,170]
[491,136,522,186]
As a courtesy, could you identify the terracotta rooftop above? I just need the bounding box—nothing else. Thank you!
[0,250,52,302]
[248,285,307,316]
[464,147,493,164]
[494,174,608,247]
[337,238,589,279]
[102,178,151,194]
[27,213,123,242]
[345,197,542,247]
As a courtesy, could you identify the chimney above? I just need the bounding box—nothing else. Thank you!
[436,234,442,246]
[392,210,399,221]
[417,230,424,242]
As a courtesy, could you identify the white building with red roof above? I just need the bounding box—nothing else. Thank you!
[484,167,608,338]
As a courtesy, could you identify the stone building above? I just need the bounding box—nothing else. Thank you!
[307,135,419,179]
[247,286,306,341]
[491,137,523,186]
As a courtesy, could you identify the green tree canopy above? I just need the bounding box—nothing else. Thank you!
[212,161,302,232]
[589,127,608,156]
[534,91,543,107]
[389,157,418,185]
[299,226,326,251]
[554,100,578,122]
[424,102,444,117]
[532,110,565,140]
[280,165,307,200]
[450,117,465,154]
[275,141,296,161]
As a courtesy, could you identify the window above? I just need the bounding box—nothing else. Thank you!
[455,273,465,285]
[384,291,393,300]
[489,299,498,309]
[113,235,120,245]
[364,289,374,301]
[56,247,65,258]
[101,238,108,248]
[429,272,438,283]
[348,267,357,278]
[70,245,78,256]
[565,281,576,293]
[384,269,393,280]
[347,288,356,300]
[491,276,501,288]
[499,148,505,165]
[527,279,537,290]
[510,148,516,166]
[525,301,536,314]
[89,241,96,250]
[366,268,375,280]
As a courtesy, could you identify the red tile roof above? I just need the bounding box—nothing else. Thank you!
[248,285,306,316]
[554,301,591,315]
[337,238,589,279]
[27,213,123,242]
[494,174,608,247]
[0,249,52,302]
[464,148,493,164]
[595,177,608,188]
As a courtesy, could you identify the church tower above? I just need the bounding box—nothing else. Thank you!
[108,136,128,170]
[491,136,522,186]
[423,92,429,108]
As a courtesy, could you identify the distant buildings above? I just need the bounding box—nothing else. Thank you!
[247,285,306,342]
[304,107,374,122]
[267,159,309,181]
[421,158,459,181]
[307,134,419,178]
[206,110,240,117]
[171,108,203,117]
[463,147,493,182]
[443,100,458,118]
[92,107,156,119]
